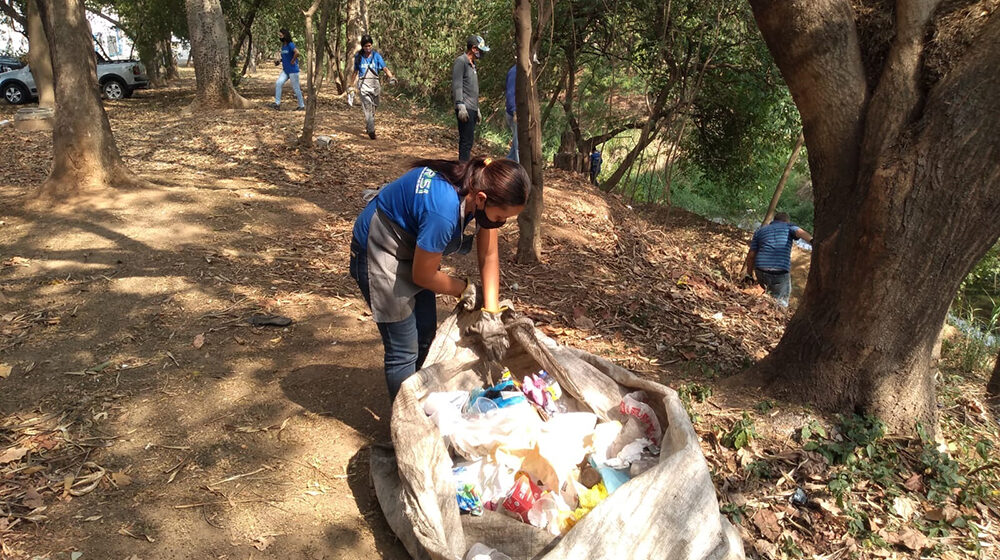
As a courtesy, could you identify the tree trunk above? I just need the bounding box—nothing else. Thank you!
[513,0,546,264]
[344,0,361,77]
[26,0,53,108]
[34,0,132,198]
[539,69,565,132]
[184,0,251,110]
[988,350,1000,399]
[762,131,805,225]
[162,36,180,80]
[599,87,671,192]
[743,1,1000,435]
[300,0,330,146]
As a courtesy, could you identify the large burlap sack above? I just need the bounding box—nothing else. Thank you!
[371,310,744,560]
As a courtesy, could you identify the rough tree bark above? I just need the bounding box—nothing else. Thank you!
[299,0,330,145]
[34,0,133,198]
[988,351,1000,399]
[184,0,252,110]
[762,131,805,225]
[514,0,551,264]
[26,0,54,108]
[344,0,361,77]
[744,0,1000,434]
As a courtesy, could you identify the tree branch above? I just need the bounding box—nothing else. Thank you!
[858,0,940,184]
[0,0,26,27]
[749,0,869,234]
[86,6,134,40]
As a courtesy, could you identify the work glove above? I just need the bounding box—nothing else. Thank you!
[457,103,469,123]
[458,278,483,311]
[475,110,481,124]
[389,77,398,86]
[466,309,509,363]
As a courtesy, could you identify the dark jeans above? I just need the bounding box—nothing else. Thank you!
[350,239,438,400]
[456,108,478,161]
[754,268,791,306]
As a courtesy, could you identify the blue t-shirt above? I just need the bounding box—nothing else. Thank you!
[280,42,299,74]
[354,167,472,254]
[355,51,386,77]
[590,151,602,170]
[505,66,516,115]
[749,221,800,272]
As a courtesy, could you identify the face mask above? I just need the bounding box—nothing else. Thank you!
[475,208,506,229]
[473,48,482,60]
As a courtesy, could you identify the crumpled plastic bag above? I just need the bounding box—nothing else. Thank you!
[465,543,513,560]
[620,391,662,443]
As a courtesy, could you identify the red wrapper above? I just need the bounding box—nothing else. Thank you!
[501,472,541,523]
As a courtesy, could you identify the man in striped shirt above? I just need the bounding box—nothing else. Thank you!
[743,212,812,306]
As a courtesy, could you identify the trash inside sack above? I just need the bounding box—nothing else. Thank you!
[425,368,663,537]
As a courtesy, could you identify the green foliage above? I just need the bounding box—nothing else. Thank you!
[721,412,757,450]
[719,502,746,524]
[916,424,966,503]
[803,414,887,466]
[678,382,713,404]
[744,460,773,481]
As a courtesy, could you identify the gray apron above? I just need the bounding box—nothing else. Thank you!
[362,188,476,323]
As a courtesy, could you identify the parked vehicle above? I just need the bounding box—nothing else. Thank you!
[0,56,25,73]
[0,57,149,104]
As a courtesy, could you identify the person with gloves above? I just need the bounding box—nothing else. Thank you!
[350,156,530,400]
[452,35,489,161]
[350,35,397,139]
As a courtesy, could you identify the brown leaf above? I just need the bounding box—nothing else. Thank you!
[253,534,275,551]
[23,487,44,509]
[192,333,205,349]
[925,504,961,523]
[112,472,133,487]
[903,472,924,493]
[893,527,929,552]
[0,363,11,378]
[753,508,782,540]
[0,446,28,464]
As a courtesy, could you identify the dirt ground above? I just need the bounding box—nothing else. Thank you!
[7,67,982,560]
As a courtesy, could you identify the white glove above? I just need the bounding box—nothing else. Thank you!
[457,104,469,123]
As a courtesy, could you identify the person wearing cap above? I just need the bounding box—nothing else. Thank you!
[452,35,489,161]
[349,156,530,400]
[351,35,397,140]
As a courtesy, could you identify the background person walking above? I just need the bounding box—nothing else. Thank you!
[742,212,813,306]
[351,35,397,139]
[272,28,304,111]
[452,35,489,161]
[505,64,518,162]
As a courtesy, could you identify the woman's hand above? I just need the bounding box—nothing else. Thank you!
[412,248,465,296]
[476,228,501,311]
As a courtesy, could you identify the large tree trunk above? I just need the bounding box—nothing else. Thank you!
[185,0,251,110]
[162,36,180,80]
[344,0,361,77]
[762,131,805,225]
[34,0,132,198]
[513,0,549,264]
[300,0,330,145]
[988,350,1000,399]
[744,1,1000,435]
[26,0,53,108]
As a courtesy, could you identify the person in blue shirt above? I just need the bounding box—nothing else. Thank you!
[350,157,530,400]
[743,212,813,306]
[590,149,602,185]
[505,65,518,162]
[272,28,305,111]
[351,35,397,139]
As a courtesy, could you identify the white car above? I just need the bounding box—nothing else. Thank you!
[0,57,149,104]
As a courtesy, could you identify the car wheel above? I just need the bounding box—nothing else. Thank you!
[2,82,28,105]
[102,78,126,100]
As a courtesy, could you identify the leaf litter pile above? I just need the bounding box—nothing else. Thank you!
[1,71,998,559]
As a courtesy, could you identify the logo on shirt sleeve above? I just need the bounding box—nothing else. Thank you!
[415,168,436,195]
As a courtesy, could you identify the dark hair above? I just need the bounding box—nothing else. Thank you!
[774,212,791,222]
[279,28,292,42]
[361,35,373,46]
[410,156,530,208]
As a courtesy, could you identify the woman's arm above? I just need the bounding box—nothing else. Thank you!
[476,228,501,311]
[292,47,300,66]
[412,247,466,296]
